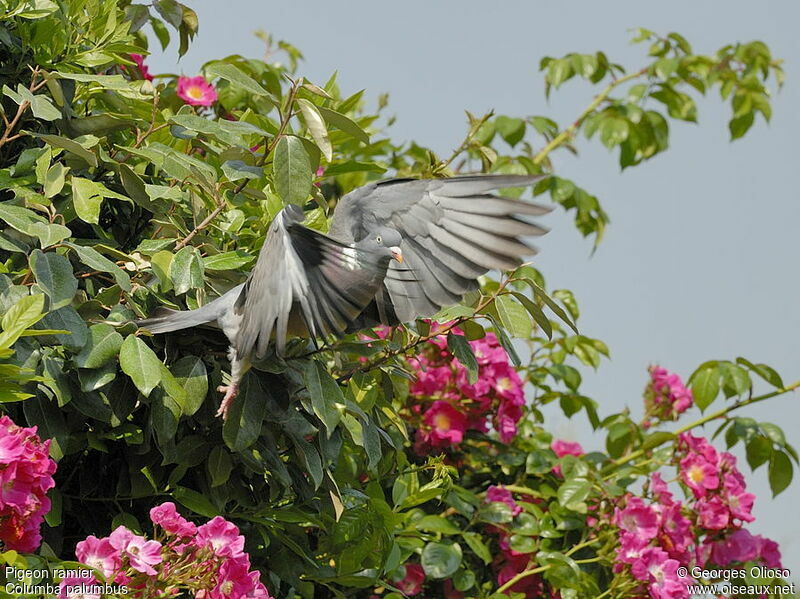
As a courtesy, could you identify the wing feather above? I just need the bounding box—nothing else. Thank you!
[329,174,551,324]
[235,205,390,358]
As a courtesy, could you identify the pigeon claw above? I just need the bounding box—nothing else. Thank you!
[216,383,239,420]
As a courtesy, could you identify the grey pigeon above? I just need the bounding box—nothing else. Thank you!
[137,174,549,417]
[137,203,403,417]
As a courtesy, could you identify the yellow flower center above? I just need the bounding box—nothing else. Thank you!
[688,465,705,484]
[497,377,512,391]
[433,413,451,430]
[187,85,204,100]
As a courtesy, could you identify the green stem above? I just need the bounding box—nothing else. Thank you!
[605,379,800,473]
[532,68,648,166]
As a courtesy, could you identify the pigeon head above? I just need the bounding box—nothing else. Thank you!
[357,227,403,263]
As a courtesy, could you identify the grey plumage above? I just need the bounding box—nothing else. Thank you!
[328,174,550,324]
[136,173,550,417]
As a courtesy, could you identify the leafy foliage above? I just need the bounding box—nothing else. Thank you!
[0,2,795,598]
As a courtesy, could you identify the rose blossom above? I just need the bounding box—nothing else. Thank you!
[176,75,218,106]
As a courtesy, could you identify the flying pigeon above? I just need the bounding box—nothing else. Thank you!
[136,174,550,417]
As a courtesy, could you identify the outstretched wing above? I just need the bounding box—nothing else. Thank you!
[328,174,550,323]
[234,204,389,359]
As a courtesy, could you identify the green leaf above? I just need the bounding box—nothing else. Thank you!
[221,160,262,181]
[30,133,97,167]
[447,333,478,384]
[119,336,163,397]
[172,486,220,518]
[415,515,460,535]
[298,99,332,162]
[206,62,271,97]
[768,450,793,496]
[75,324,123,369]
[690,364,720,411]
[207,446,233,487]
[421,542,462,579]
[527,280,579,334]
[203,251,254,271]
[510,291,552,339]
[746,436,772,470]
[71,177,103,224]
[303,360,343,436]
[171,356,208,416]
[557,478,592,507]
[273,135,312,205]
[494,294,532,338]
[495,116,526,147]
[30,222,71,249]
[44,163,68,198]
[29,249,77,309]
[462,532,492,565]
[318,106,369,144]
[170,246,204,295]
[0,294,46,349]
[66,243,131,291]
[151,389,182,443]
[223,374,266,451]
[38,305,87,351]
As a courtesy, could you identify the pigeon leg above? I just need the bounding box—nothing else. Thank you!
[216,382,239,419]
[215,347,252,420]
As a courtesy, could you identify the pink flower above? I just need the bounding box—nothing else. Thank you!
[677,433,718,463]
[394,563,425,596]
[758,536,782,568]
[616,532,650,567]
[645,366,693,420]
[197,516,246,557]
[696,496,730,530]
[129,54,153,81]
[76,535,121,579]
[711,528,760,565]
[422,400,467,447]
[551,439,584,477]
[614,496,660,542]
[177,76,218,107]
[108,526,163,575]
[212,554,256,598]
[660,503,694,561]
[150,501,197,537]
[486,485,522,516]
[551,439,584,458]
[649,473,674,504]
[679,454,719,497]
[0,415,57,553]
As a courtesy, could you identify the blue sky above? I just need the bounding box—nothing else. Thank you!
[149,0,800,572]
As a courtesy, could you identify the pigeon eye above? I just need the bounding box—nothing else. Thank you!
[376,235,382,244]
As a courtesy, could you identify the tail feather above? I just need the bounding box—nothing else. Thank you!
[136,285,243,334]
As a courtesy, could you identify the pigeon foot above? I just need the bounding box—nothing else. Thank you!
[216,383,239,419]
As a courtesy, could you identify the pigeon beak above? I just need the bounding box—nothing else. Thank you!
[390,246,404,263]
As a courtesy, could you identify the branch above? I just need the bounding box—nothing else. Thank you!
[532,67,648,166]
[0,68,42,150]
[603,379,800,474]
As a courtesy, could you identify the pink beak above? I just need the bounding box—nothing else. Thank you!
[390,246,403,263]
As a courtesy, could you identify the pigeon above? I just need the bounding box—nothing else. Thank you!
[137,203,404,416]
[136,174,550,417]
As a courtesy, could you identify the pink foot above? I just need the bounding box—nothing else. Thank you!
[216,383,239,419]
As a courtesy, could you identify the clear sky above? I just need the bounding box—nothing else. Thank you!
[149,0,800,572]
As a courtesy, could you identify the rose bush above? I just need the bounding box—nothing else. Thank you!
[0,2,794,598]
